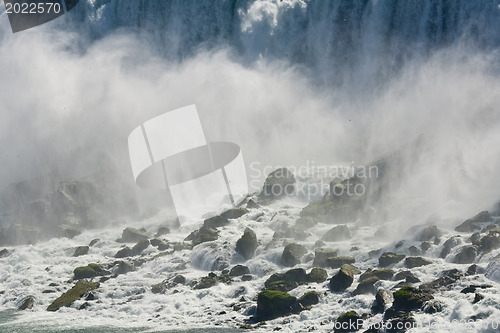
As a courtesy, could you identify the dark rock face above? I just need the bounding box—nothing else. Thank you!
[392,286,433,311]
[308,267,328,283]
[73,246,89,257]
[418,225,442,241]
[73,263,109,280]
[313,247,338,267]
[379,252,406,267]
[478,232,500,254]
[131,239,150,256]
[455,211,492,232]
[394,271,420,283]
[404,257,432,268]
[259,168,296,201]
[235,228,258,260]
[281,243,307,267]
[334,311,363,332]
[203,215,229,228]
[322,224,352,242]
[47,280,100,311]
[0,248,10,258]
[229,265,250,277]
[440,236,461,258]
[452,245,477,264]
[186,226,218,247]
[220,207,248,219]
[371,289,394,313]
[256,289,297,320]
[354,276,379,295]
[298,291,319,307]
[420,269,462,292]
[329,268,354,292]
[341,264,361,275]
[114,246,132,258]
[360,268,394,282]
[265,268,309,292]
[121,227,149,243]
[328,256,355,269]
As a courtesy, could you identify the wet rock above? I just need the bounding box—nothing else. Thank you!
[265,268,309,292]
[259,168,296,202]
[241,274,253,281]
[186,226,218,247]
[121,227,149,243]
[328,256,355,269]
[404,257,432,268]
[360,268,394,282]
[452,245,477,264]
[57,224,81,239]
[18,296,35,310]
[281,243,307,267]
[393,286,433,311]
[371,289,393,313]
[203,215,229,228]
[0,248,10,257]
[220,207,248,219]
[330,267,354,292]
[114,246,132,258]
[313,247,338,267]
[455,211,492,232]
[47,280,100,311]
[379,252,406,267]
[460,284,492,294]
[295,216,318,230]
[131,239,149,256]
[229,265,250,277]
[114,261,134,275]
[308,267,328,283]
[322,224,352,242]
[334,311,363,332]
[246,199,260,209]
[255,289,297,320]
[155,226,170,237]
[394,271,420,283]
[73,246,89,257]
[473,293,484,304]
[312,240,326,249]
[193,275,218,290]
[422,300,443,314]
[73,263,109,280]
[235,228,258,260]
[420,269,462,292]
[470,232,481,246]
[418,225,442,241]
[340,264,361,275]
[150,238,168,249]
[408,246,421,256]
[440,236,461,258]
[478,232,500,254]
[298,291,319,307]
[420,242,432,253]
[353,276,379,295]
[88,239,100,247]
[383,308,416,332]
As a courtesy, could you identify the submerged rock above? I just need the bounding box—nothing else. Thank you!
[322,224,352,242]
[419,269,462,291]
[281,243,307,267]
[47,280,99,311]
[379,252,406,267]
[18,296,35,310]
[235,228,258,260]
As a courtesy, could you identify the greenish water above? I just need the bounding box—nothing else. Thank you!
[0,311,242,333]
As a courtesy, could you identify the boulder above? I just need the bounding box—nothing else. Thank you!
[114,246,132,258]
[193,275,218,290]
[334,311,363,332]
[18,296,35,310]
[229,265,250,277]
[418,225,442,241]
[256,289,297,320]
[353,276,379,295]
[281,243,307,267]
[220,207,248,219]
[394,271,420,283]
[47,280,99,311]
[328,256,355,269]
[408,246,421,256]
[452,245,477,264]
[478,232,500,254]
[186,226,218,247]
[259,168,296,201]
[298,291,319,307]
[203,215,229,228]
[265,268,309,292]
[295,216,318,229]
[360,268,394,282]
[121,227,149,243]
[73,263,108,280]
[313,247,338,267]
[73,246,89,257]
[322,224,352,242]
[246,199,260,209]
[392,286,433,311]
[155,226,170,237]
[379,252,406,267]
[114,261,134,275]
[455,211,492,232]
[0,248,10,258]
[383,308,416,332]
[440,236,461,258]
[308,267,328,283]
[371,289,393,313]
[340,264,361,275]
[58,224,81,239]
[420,269,462,292]
[235,228,258,260]
[404,257,432,268]
[131,239,150,256]
[329,267,354,292]
[88,239,100,247]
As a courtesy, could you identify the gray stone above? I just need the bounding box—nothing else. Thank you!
[281,243,307,267]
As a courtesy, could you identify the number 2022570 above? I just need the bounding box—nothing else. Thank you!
[5,2,62,14]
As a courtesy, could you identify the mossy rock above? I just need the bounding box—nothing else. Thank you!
[73,263,107,280]
[193,276,217,290]
[340,264,361,275]
[313,247,338,267]
[379,252,406,267]
[266,280,299,292]
[334,310,363,332]
[259,168,296,202]
[186,226,218,247]
[256,289,297,320]
[329,268,354,292]
[328,256,355,269]
[404,257,432,268]
[359,268,394,282]
[47,280,99,311]
[393,286,433,311]
[298,291,319,307]
[265,268,309,291]
[308,267,328,283]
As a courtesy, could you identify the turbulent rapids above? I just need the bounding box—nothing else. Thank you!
[1,1,500,332]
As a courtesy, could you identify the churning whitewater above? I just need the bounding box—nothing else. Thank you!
[1,0,500,332]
